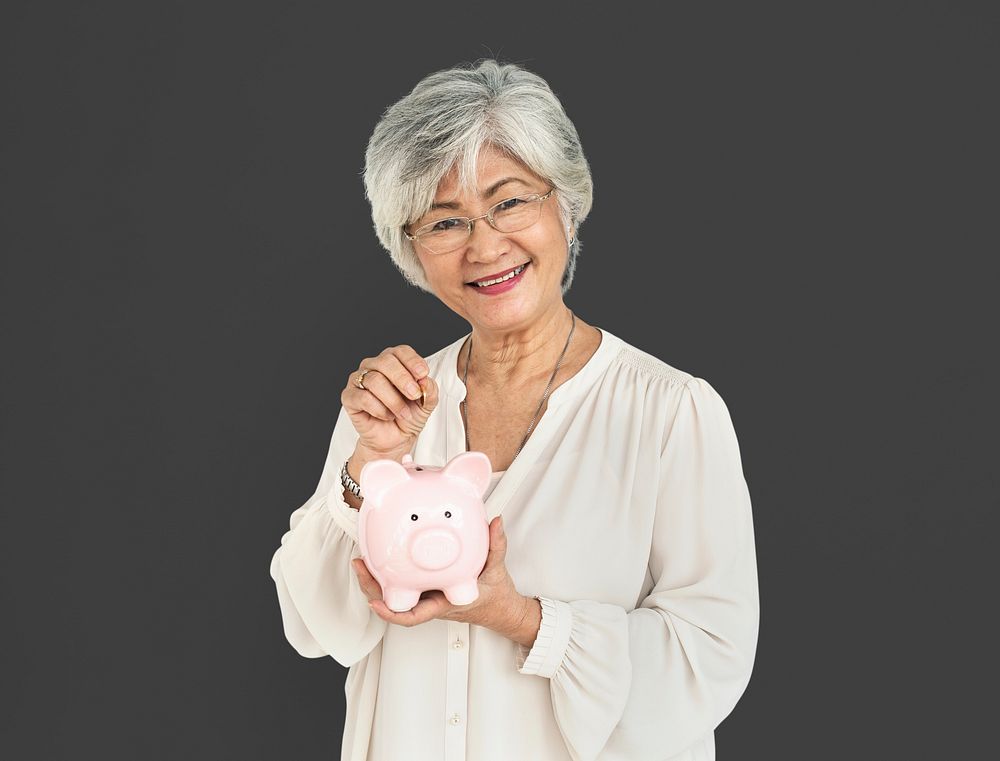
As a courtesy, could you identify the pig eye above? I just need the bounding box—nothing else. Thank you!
[444,511,452,518]
[410,514,418,521]
[415,467,423,471]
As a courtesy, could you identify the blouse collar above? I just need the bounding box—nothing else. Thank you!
[438,325,621,410]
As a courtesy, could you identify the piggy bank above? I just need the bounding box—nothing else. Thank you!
[358,451,492,613]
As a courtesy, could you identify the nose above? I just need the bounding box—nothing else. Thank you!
[466,217,512,263]
[409,528,461,570]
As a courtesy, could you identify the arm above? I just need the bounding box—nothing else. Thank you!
[514,378,760,761]
[268,405,390,666]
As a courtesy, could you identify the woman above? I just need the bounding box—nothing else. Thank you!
[270,59,759,761]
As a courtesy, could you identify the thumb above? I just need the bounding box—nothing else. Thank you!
[487,516,507,560]
[416,375,440,415]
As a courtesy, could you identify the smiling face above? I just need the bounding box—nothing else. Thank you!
[409,144,572,333]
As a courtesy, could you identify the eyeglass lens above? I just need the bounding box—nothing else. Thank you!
[416,195,545,254]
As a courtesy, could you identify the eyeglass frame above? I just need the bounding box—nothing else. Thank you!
[402,187,556,254]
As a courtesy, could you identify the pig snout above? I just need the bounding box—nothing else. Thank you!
[409,528,461,570]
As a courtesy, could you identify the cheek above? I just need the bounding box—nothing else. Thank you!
[420,261,456,295]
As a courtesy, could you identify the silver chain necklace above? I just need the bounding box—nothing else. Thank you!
[461,310,576,460]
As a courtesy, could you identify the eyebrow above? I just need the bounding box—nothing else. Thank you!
[429,177,529,211]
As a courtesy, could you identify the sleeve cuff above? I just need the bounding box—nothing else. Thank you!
[325,485,360,543]
[514,596,573,678]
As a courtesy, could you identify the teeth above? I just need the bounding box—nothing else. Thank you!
[473,263,526,287]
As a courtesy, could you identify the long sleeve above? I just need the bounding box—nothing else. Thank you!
[514,377,760,761]
[269,405,389,666]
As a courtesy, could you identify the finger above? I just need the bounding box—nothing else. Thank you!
[342,383,391,422]
[351,559,373,598]
[351,558,382,598]
[343,368,395,422]
[354,388,394,421]
[407,593,451,621]
[352,559,382,600]
[355,369,414,423]
[390,345,430,384]
[351,557,368,581]
[347,361,377,393]
[373,594,445,627]
[375,350,424,402]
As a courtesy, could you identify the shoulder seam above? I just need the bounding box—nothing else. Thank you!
[614,346,694,388]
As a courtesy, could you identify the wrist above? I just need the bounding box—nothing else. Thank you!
[505,593,542,649]
[342,443,410,510]
[354,441,411,465]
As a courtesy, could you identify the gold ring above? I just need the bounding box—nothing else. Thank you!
[356,369,372,390]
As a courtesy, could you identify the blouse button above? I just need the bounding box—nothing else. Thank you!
[452,638,464,649]
[449,713,462,725]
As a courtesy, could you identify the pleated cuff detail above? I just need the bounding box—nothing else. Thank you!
[515,596,573,678]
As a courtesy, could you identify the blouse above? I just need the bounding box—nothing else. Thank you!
[484,470,506,501]
[269,326,759,761]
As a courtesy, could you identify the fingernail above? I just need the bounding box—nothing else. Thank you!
[406,382,420,398]
[415,363,428,377]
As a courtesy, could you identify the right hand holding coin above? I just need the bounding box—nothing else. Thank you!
[341,344,440,458]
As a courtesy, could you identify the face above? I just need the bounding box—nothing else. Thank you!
[410,144,571,333]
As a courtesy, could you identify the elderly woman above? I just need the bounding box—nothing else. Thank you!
[269,59,759,761]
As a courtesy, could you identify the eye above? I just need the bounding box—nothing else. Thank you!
[496,197,524,211]
[430,217,463,232]
[410,514,418,521]
[444,511,452,518]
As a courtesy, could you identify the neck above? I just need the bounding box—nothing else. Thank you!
[464,304,576,393]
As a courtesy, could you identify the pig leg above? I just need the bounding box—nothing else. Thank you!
[443,581,480,606]
[384,587,421,613]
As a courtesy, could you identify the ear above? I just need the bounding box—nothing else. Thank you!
[441,451,492,499]
[359,459,411,505]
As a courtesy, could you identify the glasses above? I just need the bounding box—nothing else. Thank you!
[403,188,555,255]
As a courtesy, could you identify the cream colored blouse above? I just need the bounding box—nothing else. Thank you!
[484,470,506,500]
[269,327,759,761]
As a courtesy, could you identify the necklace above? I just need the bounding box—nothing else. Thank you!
[461,310,577,461]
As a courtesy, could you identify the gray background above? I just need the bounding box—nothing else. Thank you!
[2,1,996,758]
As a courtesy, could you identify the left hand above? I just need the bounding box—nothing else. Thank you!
[352,515,523,630]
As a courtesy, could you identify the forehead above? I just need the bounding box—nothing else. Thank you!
[434,146,544,203]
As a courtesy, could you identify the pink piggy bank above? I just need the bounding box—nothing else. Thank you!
[358,451,492,613]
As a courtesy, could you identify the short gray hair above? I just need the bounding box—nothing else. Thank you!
[362,58,593,295]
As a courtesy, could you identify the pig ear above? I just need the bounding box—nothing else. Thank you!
[359,459,411,505]
[441,451,492,499]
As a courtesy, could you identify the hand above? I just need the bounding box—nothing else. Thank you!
[341,344,440,458]
[351,516,524,632]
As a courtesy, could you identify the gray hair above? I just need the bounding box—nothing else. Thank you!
[362,58,593,296]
